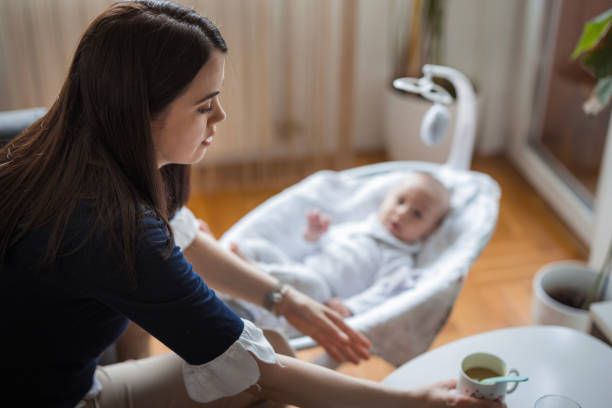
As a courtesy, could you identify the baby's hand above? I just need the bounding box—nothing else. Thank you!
[304,209,330,242]
[324,298,353,317]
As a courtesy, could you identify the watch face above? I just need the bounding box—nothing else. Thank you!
[264,283,288,314]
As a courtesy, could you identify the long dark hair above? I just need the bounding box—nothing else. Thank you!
[0,1,226,278]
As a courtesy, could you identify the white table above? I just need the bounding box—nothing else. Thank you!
[383,326,612,408]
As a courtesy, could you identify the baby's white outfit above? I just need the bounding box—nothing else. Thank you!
[229,214,421,335]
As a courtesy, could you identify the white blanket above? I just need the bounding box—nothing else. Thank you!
[220,161,500,366]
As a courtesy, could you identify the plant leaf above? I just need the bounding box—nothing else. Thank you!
[572,8,612,59]
[583,33,612,77]
[595,76,612,105]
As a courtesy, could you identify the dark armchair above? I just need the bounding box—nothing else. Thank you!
[0,107,47,148]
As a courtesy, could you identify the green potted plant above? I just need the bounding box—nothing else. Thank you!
[533,7,612,330]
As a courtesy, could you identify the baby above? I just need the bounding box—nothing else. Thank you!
[230,172,451,324]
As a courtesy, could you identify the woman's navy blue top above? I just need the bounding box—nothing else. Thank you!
[3,205,243,407]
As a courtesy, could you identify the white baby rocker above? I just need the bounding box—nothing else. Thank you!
[219,65,499,367]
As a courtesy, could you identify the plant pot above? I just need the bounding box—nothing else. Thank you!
[532,261,612,331]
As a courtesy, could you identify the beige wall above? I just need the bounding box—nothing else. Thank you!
[0,0,525,161]
[351,0,525,155]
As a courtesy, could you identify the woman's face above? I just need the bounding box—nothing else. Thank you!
[151,51,226,168]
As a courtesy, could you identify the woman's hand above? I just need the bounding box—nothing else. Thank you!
[324,297,353,317]
[276,286,372,363]
[411,380,506,408]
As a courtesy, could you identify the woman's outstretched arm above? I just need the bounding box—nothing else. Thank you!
[250,354,503,408]
[182,230,371,363]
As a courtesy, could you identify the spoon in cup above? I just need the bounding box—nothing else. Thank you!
[480,375,529,385]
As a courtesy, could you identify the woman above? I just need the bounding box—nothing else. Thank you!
[0,1,502,407]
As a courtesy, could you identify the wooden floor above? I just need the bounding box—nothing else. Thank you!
[151,153,588,382]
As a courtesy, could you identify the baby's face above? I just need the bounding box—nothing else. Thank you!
[378,176,448,243]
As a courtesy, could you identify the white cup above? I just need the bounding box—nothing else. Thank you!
[457,352,520,401]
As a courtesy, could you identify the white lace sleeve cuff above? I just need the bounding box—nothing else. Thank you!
[170,206,200,250]
[182,319,279,403]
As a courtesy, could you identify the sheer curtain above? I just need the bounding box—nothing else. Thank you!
[0,0,357,190]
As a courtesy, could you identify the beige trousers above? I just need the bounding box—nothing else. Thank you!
[83,329,293,408]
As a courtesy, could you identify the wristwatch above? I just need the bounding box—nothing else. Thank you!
[263,282,289,316]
